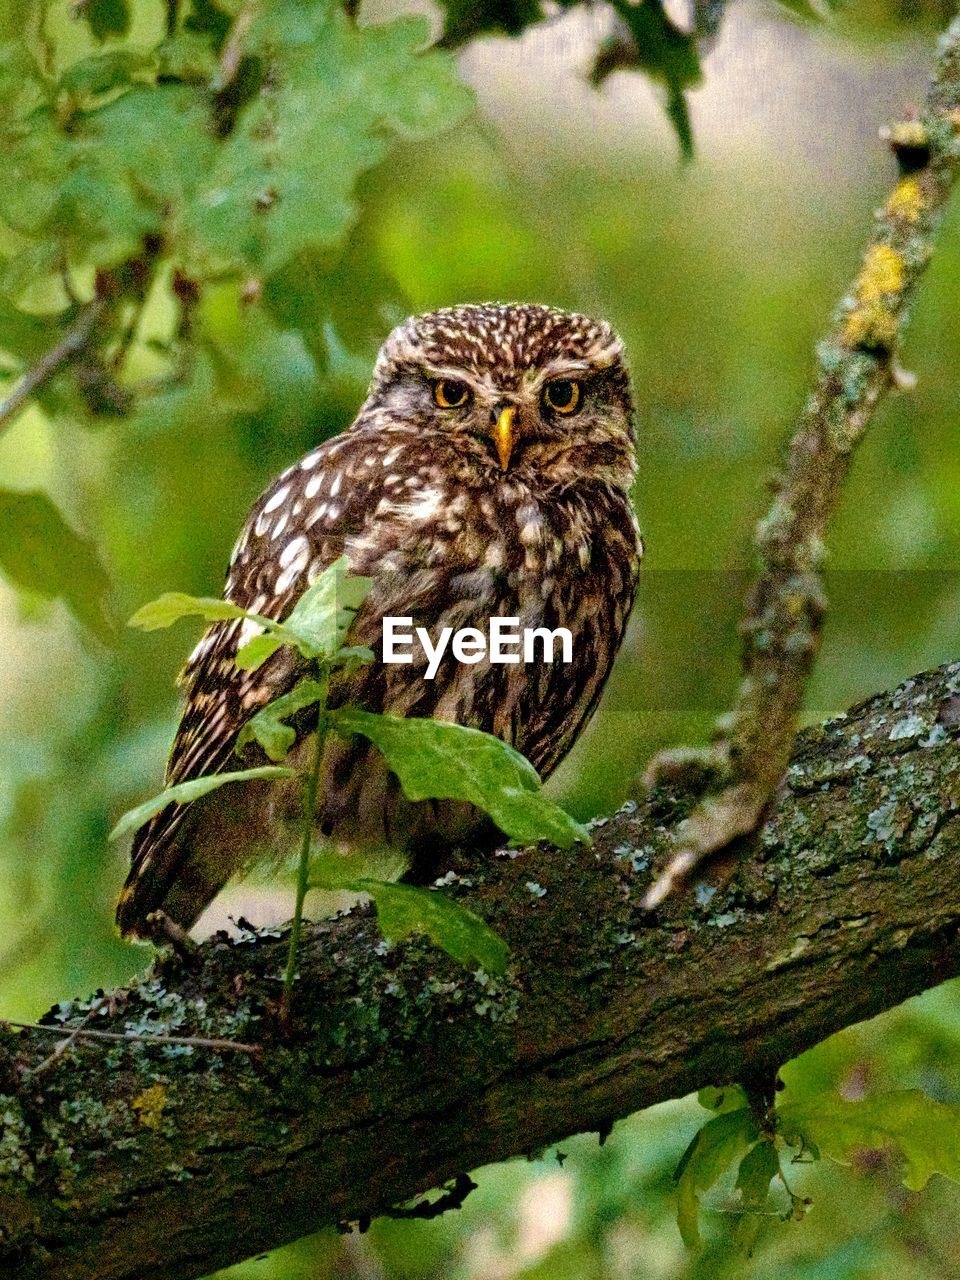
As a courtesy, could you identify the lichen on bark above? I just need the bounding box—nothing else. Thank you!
[3,662,960,1280]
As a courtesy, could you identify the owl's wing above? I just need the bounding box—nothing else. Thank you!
[116,428,391,935]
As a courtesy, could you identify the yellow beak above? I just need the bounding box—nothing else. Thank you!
[492,406,518,471]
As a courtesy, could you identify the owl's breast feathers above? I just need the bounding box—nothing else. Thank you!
[117,422,641,937]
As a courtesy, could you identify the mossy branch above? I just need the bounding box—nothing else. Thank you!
[642,15,960,907]
[4,662,960,1279]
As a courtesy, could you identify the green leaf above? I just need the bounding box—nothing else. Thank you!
[0,31,47,121]
[130,561,369,667]
[335,644,375,665]
[184,7,474,274]
[596,0,702,160]
[778,1090,960,1194]
[66,83,216,265]
[327,709,590,849]
[0,293,61,378]
[308,849,410,890]
[110,765,294,842]
[310,860,509,975]
[58,52,146,105]
[282,556,371,659]
[155,29,220,82]
[359,880,509,975]
[698,1084,752,1115]
[5,84,216,269]
[1,7,472,278]
[127,590,254,630]
[0,241,63,304]
[735,1139,779,1210]
[731,1139,780,1256]
[82,0,131,41]
[0,489,112,641]
[234,632,284,671]
[437,0,545,46]
[674,1109,759,1248]
[236,678,326,761]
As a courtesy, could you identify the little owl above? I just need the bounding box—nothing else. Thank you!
[117,303,642,938]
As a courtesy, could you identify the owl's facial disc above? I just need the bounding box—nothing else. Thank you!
[412,362,624,474]
[369,304,635,483]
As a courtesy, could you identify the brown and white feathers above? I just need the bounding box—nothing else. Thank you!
[117,303,642,938]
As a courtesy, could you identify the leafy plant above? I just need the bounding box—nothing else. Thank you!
[674,1099,761,1249]
[674,1082,960,1252]
[0,0,836,636]
[113,558,587,1013]
[0,0,473,632]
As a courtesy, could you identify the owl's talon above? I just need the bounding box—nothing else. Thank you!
[640,781,767,911]
[642,745,731,802]
[145,911,198,964]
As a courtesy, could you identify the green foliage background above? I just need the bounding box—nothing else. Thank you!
[2,0,960,1276]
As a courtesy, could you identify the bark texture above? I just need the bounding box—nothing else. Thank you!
[3,662,960,1280]
[641,14,960,906]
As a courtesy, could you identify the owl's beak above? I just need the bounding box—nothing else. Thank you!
[492,406,518,471]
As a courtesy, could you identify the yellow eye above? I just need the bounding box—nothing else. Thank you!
[433,379,471,409]
[542,379,581,415]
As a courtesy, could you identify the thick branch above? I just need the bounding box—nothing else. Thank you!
[643,16,960,905]
[4,662,960,1279]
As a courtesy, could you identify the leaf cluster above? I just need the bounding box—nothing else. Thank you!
[435,0,835,161]
[675,1081,960,1255]
[0,0,471,633]
[0,0,843,630]
[116,559,588,975]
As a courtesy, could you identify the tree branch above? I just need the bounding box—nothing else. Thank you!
[642,15,960,907]
[4,661,960,1280]
[0,299,108,436]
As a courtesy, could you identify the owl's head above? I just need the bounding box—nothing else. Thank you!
[365,303,635,485]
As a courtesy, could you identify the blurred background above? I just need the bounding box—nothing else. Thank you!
[2,0,960,1274]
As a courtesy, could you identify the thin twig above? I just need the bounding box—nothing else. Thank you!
[0,1019,261,1056]
[213,0,257,94]
[642,16,960,908]
[0,299,107,436]
[110,300,145,374]
[281,684,329,1026]
[29,996,110,1077]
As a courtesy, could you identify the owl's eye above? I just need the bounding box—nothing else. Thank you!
[433,379,472,409]
[542,379,581,415]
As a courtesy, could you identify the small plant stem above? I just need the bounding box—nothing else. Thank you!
[281,679,329,1023]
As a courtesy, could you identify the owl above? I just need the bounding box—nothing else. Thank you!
[117,303,642,938]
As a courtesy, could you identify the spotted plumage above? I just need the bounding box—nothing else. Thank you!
[117,303,642,938]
